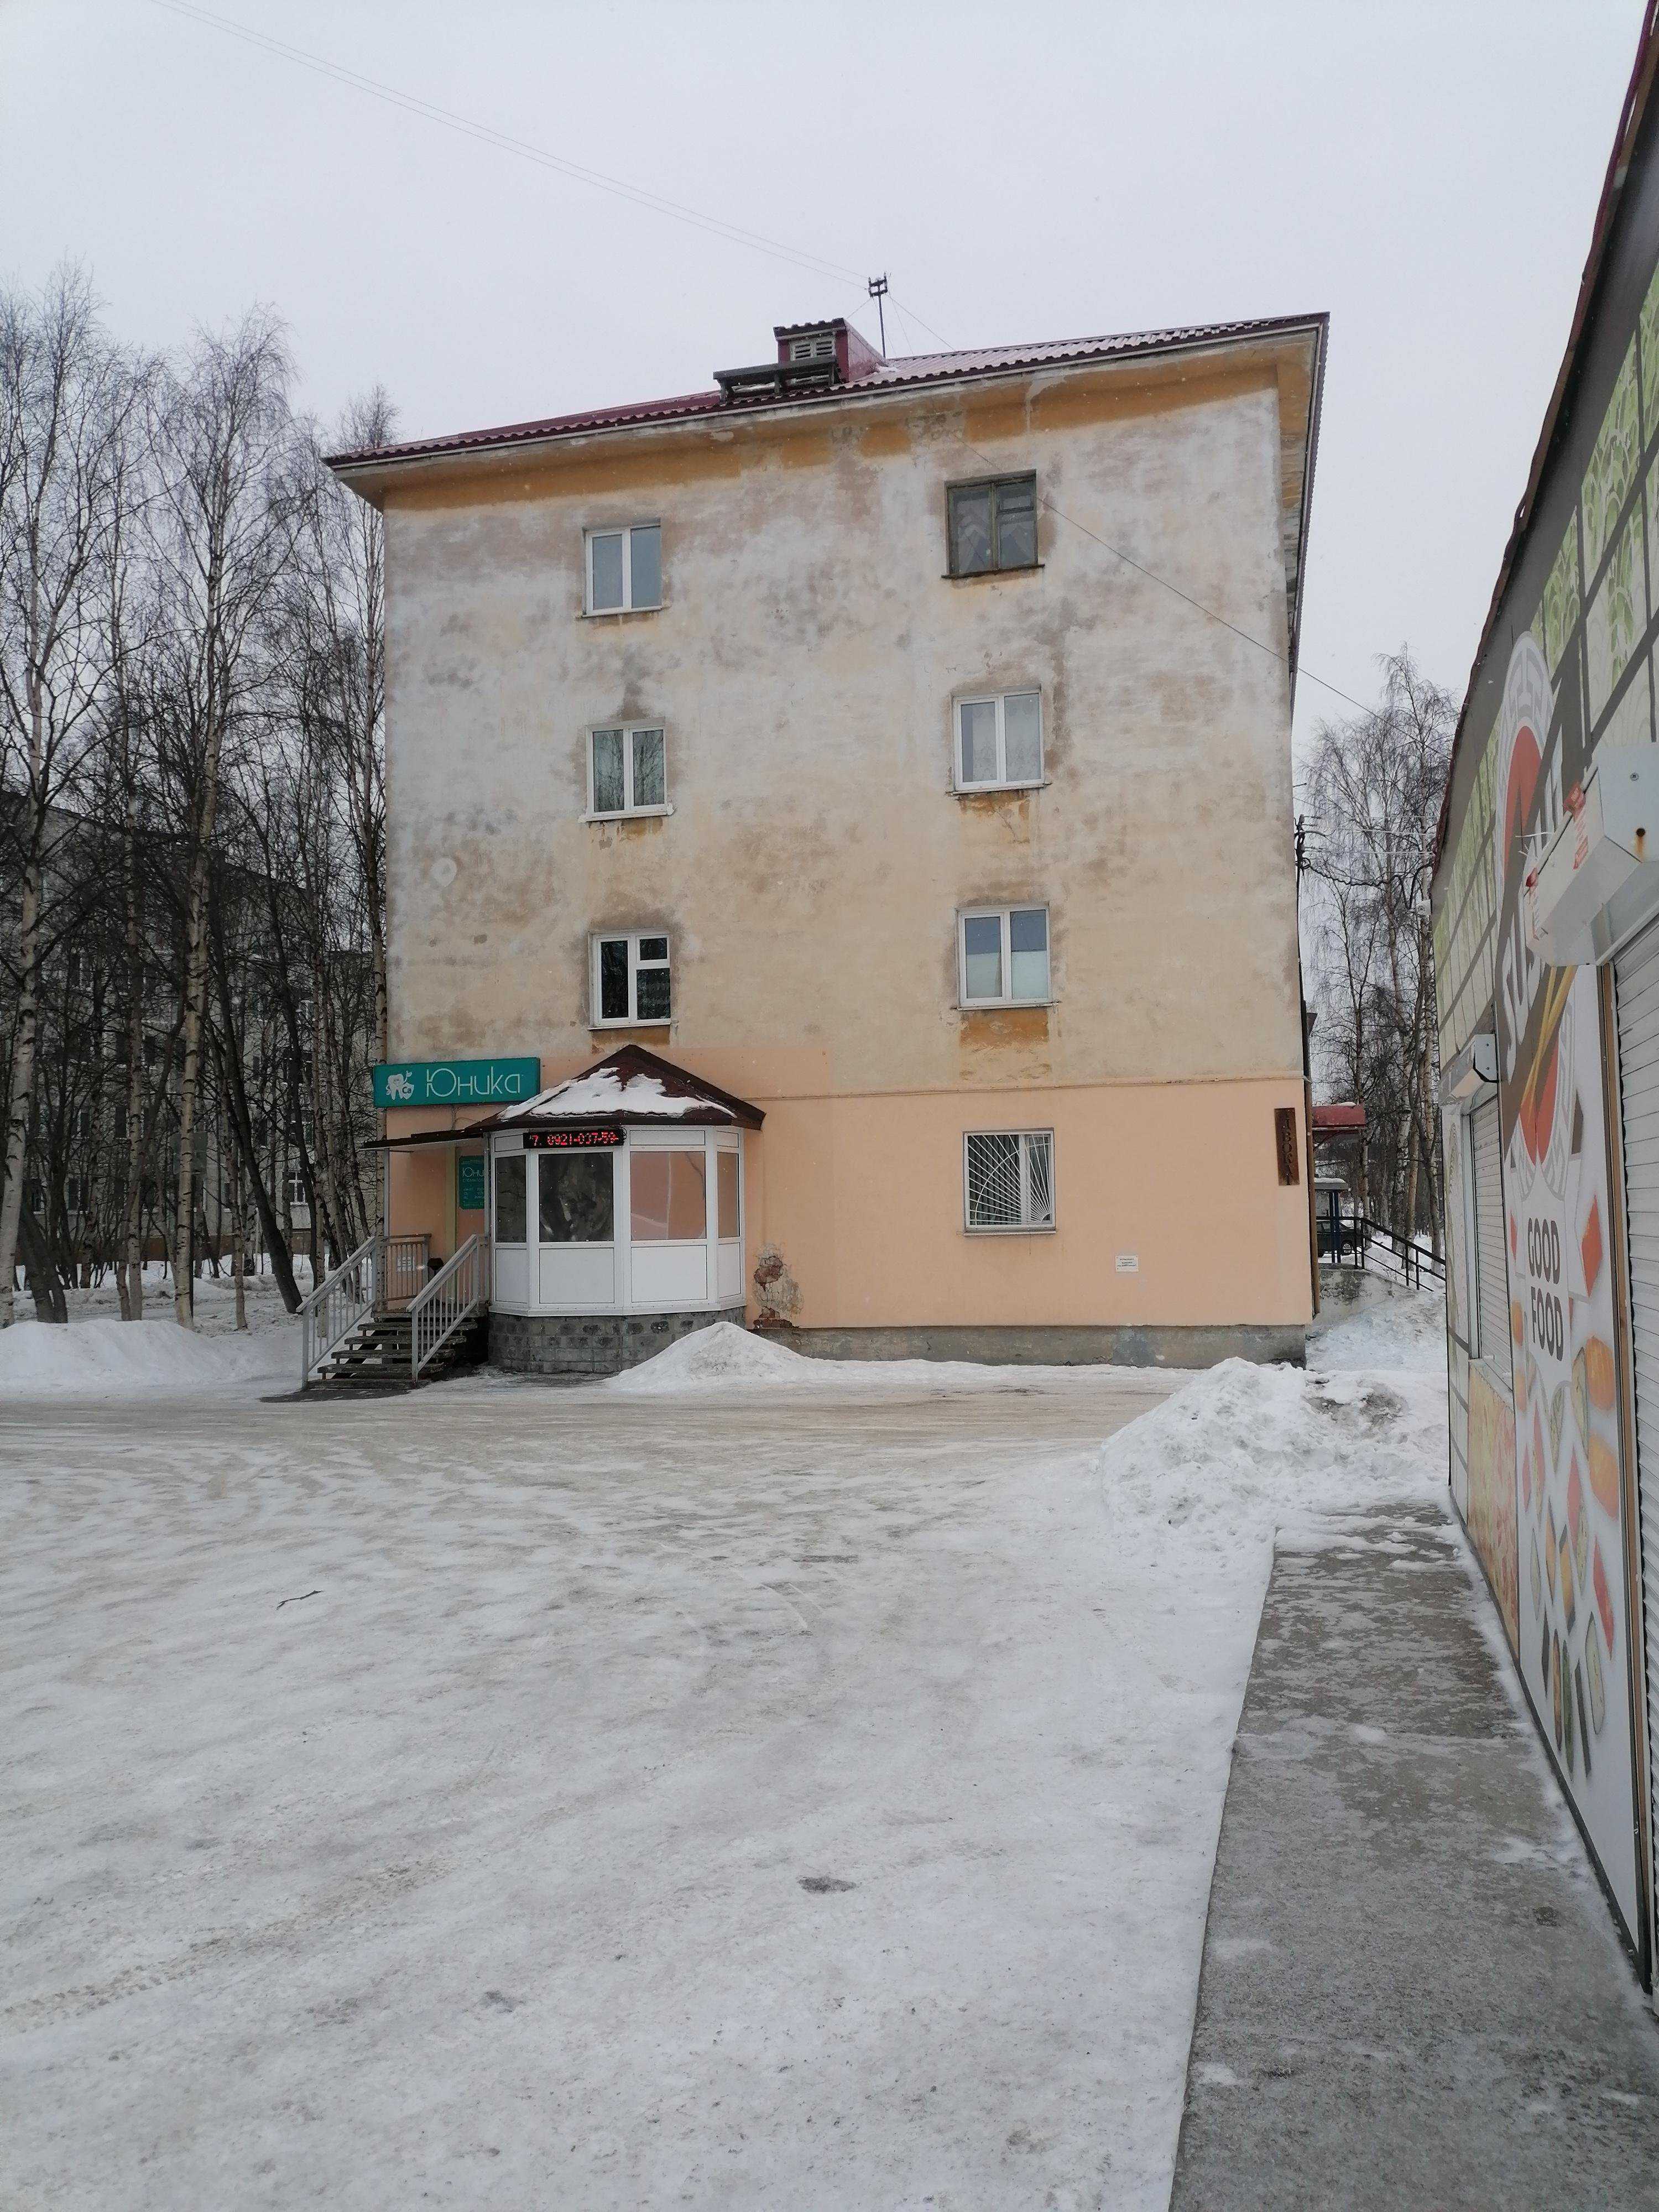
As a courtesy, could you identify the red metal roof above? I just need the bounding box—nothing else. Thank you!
[326,314,1326,473]
[1312,1103,1367,1134]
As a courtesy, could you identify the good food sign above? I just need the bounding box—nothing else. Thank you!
[372,1057,541,1109]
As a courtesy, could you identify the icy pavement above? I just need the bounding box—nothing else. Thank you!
[1,1322,1446,2209]
[1172,1505,1659,2209]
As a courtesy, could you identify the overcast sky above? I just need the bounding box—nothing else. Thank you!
[3,0,1649,753]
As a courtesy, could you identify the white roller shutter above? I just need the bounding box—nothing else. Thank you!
[1615,918,1659,1955]
[1472,1094,1510,1381]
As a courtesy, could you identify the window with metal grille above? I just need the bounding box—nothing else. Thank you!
[947,473,1038,576]
[789,331,834,362]
[964,1130,1055,1233]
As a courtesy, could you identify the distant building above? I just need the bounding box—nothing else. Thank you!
[333,307,1327,1375]
[1432,11,1659,1987]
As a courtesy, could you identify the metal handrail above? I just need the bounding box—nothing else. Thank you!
[379,1232,431,1313]
[300,1233,377,1384]
[409,1233,488,1382]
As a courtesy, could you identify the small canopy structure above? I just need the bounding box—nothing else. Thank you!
[377,1045,764,1146]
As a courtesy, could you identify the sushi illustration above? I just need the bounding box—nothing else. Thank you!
[1575,1665,1593,1779]
[1550,1381,1568,1467]
[1559,1528,1576,1633]
[1546,1504,1559,1599]
[1584,1334,1616,1413]
[1588,1435,1620,1519]
[1567,1458,1589,1588]
[1587,1627,1607,1733]
[1531,1532,1543,1614]
[1593,1541,1616,1656]
[1573,1348,1590,1454]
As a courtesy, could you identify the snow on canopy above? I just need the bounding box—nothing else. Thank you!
[492,1045,763,1127]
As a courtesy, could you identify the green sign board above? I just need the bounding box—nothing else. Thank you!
[372,1057,541,1110]
[457,1154,486,1212]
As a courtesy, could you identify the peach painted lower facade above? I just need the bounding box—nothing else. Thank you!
[387,1058,1312,1359]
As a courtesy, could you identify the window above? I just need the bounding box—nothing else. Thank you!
[958,906,1050,1006]
[539,1152,614,1244]
[630,1149,708,1241]
[965,1130,1055,1232]
[955,691,1043,789]
[592,931,672,1026]
[66,950,84,991]
[947,473,1037,577]
[66,1176,82,1214]
[585,522,662,614]
[494,1153,528,1244]
[717,1150,740,1239]
[588,725,668,817]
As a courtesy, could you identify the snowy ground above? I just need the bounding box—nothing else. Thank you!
[0,1265,303,1399]
[1,1286,1447,2209]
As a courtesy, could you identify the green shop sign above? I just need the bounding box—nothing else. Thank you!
[372,1057,541,1110]
[457,1154,487,1212]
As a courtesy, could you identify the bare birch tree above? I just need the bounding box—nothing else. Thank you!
[1302,648,1455,1249]
[144,311,295,1326]
[0,270,138,1326]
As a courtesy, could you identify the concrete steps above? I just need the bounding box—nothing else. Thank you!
[314,1308,488,1389]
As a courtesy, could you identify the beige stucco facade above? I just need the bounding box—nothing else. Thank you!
[349,320,1324,1355]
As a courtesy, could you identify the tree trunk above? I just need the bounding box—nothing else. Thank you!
[0,842,41,1328]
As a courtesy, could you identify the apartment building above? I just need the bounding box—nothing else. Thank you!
[332,309,1327,1375]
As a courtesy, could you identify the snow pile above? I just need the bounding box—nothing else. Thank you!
[0,1313,293,1399]
[1311,1284,1447,1372]
[501,1066,716,1121]
[1098,1357,1444,1564]
[604,1319,812,1392]
[599,1319,1160,1397]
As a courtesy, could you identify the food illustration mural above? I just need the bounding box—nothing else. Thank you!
[1490,630,1636,1924]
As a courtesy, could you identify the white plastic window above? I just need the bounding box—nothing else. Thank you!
[592,931,672,1026]
[585,523,662,613]
[588,726,667,816]
[956,691,1043,789]
[964,1130,1055,1232]
[959,906,1050,1006]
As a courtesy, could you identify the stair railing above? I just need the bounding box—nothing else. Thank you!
[379,1232,431,1312]
[300,1233,378,1385]
[409,1233,488,1383]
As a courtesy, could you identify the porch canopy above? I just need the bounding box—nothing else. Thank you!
[394,1046,764,1321]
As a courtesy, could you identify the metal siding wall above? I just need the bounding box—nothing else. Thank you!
[1616,919,1659,1948]
[1473,1097,1510,1380]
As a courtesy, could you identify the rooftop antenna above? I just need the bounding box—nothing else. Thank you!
[867,273,889,356]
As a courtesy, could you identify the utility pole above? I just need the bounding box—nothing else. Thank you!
[867,274,889,357]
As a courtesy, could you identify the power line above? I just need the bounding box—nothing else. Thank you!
[152,0,1365,717]
[149,0,873,291]
[952,436,1371,718]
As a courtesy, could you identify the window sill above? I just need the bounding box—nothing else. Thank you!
[589,1019,672,1031]
[952,779,1050,798]
[941,563,1045,582]
[579,603,664,622]
[583,805,675,823]
[956,998,1055,1013]
[964,1223,1057,1236]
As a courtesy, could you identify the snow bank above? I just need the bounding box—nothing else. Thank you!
[0,1314,293,1399]
[1311,1284,1447,1371]
[1098,1357,1445,1564]
[599,1319,1157,1397]
[603,1319,810,1392]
